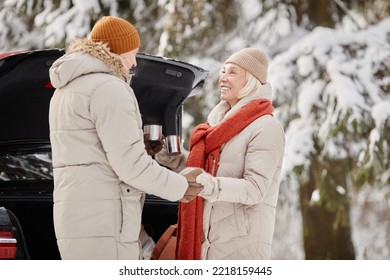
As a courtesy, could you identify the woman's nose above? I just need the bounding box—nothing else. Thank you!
[219,74,227,82]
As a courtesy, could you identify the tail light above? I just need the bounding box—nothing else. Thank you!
[44,81,54,88]
[0,228,17,259]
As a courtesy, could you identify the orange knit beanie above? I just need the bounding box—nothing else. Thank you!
[225,48,269,84]
[90,16,140,54]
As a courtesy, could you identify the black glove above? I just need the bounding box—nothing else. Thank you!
[144,134,165,156]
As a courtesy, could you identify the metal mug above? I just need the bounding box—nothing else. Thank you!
[165,135,181,155]
[143,125,162,141]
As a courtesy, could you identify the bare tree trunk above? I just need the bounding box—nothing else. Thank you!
[299,161,355,259]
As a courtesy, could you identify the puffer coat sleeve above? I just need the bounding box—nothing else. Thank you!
[89,78,187,200]
[217,115,284,205]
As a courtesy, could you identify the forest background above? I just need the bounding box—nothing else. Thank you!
[1,0,389,259]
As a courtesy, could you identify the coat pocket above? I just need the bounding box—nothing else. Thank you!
[119,183,143,243]
[234,204,249,236]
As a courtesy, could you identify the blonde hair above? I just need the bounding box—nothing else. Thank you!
[237,71,262,99]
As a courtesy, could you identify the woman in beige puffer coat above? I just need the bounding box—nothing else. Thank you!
[156,48,285,260]
[49,16,202,260]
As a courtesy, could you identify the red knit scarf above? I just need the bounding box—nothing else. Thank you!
[175,98,274,259]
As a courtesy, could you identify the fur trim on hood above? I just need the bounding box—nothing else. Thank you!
[67,38,130,80]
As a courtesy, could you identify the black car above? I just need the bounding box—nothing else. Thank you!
[0,49,208,259]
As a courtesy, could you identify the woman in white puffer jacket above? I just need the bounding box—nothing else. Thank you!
[156,48,285,260]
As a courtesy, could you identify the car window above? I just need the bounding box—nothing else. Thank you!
[0,152,52,181]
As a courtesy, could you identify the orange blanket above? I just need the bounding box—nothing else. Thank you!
[176,99,274,259]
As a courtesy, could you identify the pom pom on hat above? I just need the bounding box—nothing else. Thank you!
[90,16,140,54]
[224,48,269,84]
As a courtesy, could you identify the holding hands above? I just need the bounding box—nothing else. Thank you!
[179,167,204,203]
[179,167,220,203]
